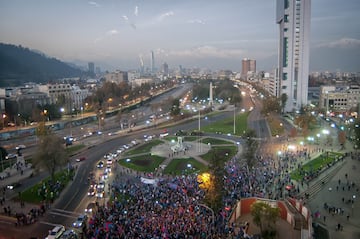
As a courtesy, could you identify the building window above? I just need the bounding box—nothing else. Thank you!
[284,14,289,23]
[283,37,288,67]
[284,0,289,9]
[283,73,288,80]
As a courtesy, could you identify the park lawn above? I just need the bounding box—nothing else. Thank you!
[163,157,207,175]
[201,145,238,162]
[201,112,248,136]
[291,151,344,181]
[66,144,86,156]
[201,137,233,145]
[123,140,163,156]
[267,116,285,136]
[118,154,165,172]
[164,136,198,142]
[19,169,75,204]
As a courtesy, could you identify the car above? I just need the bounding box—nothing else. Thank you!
[102,171,108,180]
[106,158,113,165]
[105,165,112,173]
[72,214,87,228]
[45,225,65,239]
[87,187,96,196]
[96,188,105,198]
[5,154,17,160]
[97,181,105,189]
[75,157,86,162]
[15,144,26,150]
[7,182,22,190]
[85,202,96,214]
[97,161,104,168]
[59,229,78,239]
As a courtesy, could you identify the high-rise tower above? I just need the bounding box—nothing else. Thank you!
[150,51,155,74]
[241,58,256,80]
[276,0,311,112]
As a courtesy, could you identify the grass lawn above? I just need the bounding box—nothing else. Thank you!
[291,151,344,181]
[201,112,248,136]
[66,144,86,156]
[123,140,163,156]
[201,145,238,162]
[163,157,207,175]
[164,136,198,142]
[267,115,285,136]
[118,154,165,172]
[19,169,75,204]
[201,137,233,145]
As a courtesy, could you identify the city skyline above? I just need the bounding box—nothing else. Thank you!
[0,0,359,72]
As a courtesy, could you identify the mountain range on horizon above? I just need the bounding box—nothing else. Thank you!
[0,41,359,88]
[0,43,83,87]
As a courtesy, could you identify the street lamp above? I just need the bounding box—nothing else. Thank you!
[233,104,236,135]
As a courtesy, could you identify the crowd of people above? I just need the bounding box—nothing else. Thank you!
[82,139,325,239]
[84,174,220,238]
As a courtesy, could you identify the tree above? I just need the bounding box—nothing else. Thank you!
[0,146,8,162]
[33,133,68,181]
[261,96,281,116]
[170,98,181,117]
[251,201,280,239]
[204,149,226,213]
[242,129,258,169]
[338,131,346,149]
[280,93,288,114]
[293,109,316,138]
[353,119,360,150]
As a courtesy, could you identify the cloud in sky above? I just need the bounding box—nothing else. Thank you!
[188,19,205,25]
[164,46,244,58]
[94,29,119,43]
[0,0,358,71]
[157,11,174,22]
[88,1,100,7]
[316,38,360,48]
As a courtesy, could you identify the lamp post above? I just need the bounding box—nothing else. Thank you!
[1,113,6,130]
[233,104,236,135]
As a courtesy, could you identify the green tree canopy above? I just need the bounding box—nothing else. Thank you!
[242,129,258,169]
[251,201,280,238]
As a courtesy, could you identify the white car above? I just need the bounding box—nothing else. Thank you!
[96,188,105,198]
[97,181,105,189]
[72,214,87,228]
[46,225,65,239]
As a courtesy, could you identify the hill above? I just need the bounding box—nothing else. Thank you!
[0,43,83,87]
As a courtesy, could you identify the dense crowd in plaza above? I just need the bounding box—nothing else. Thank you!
[83,140,329,238]
[61,135,360,239]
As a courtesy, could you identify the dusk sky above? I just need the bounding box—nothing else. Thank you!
[1,0,359,72]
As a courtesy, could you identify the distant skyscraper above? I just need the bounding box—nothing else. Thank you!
[150,51,155,74]
[88,62,95,75]
[162,62,169,76]
[241,58,256,79]
[276,0,311,112]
